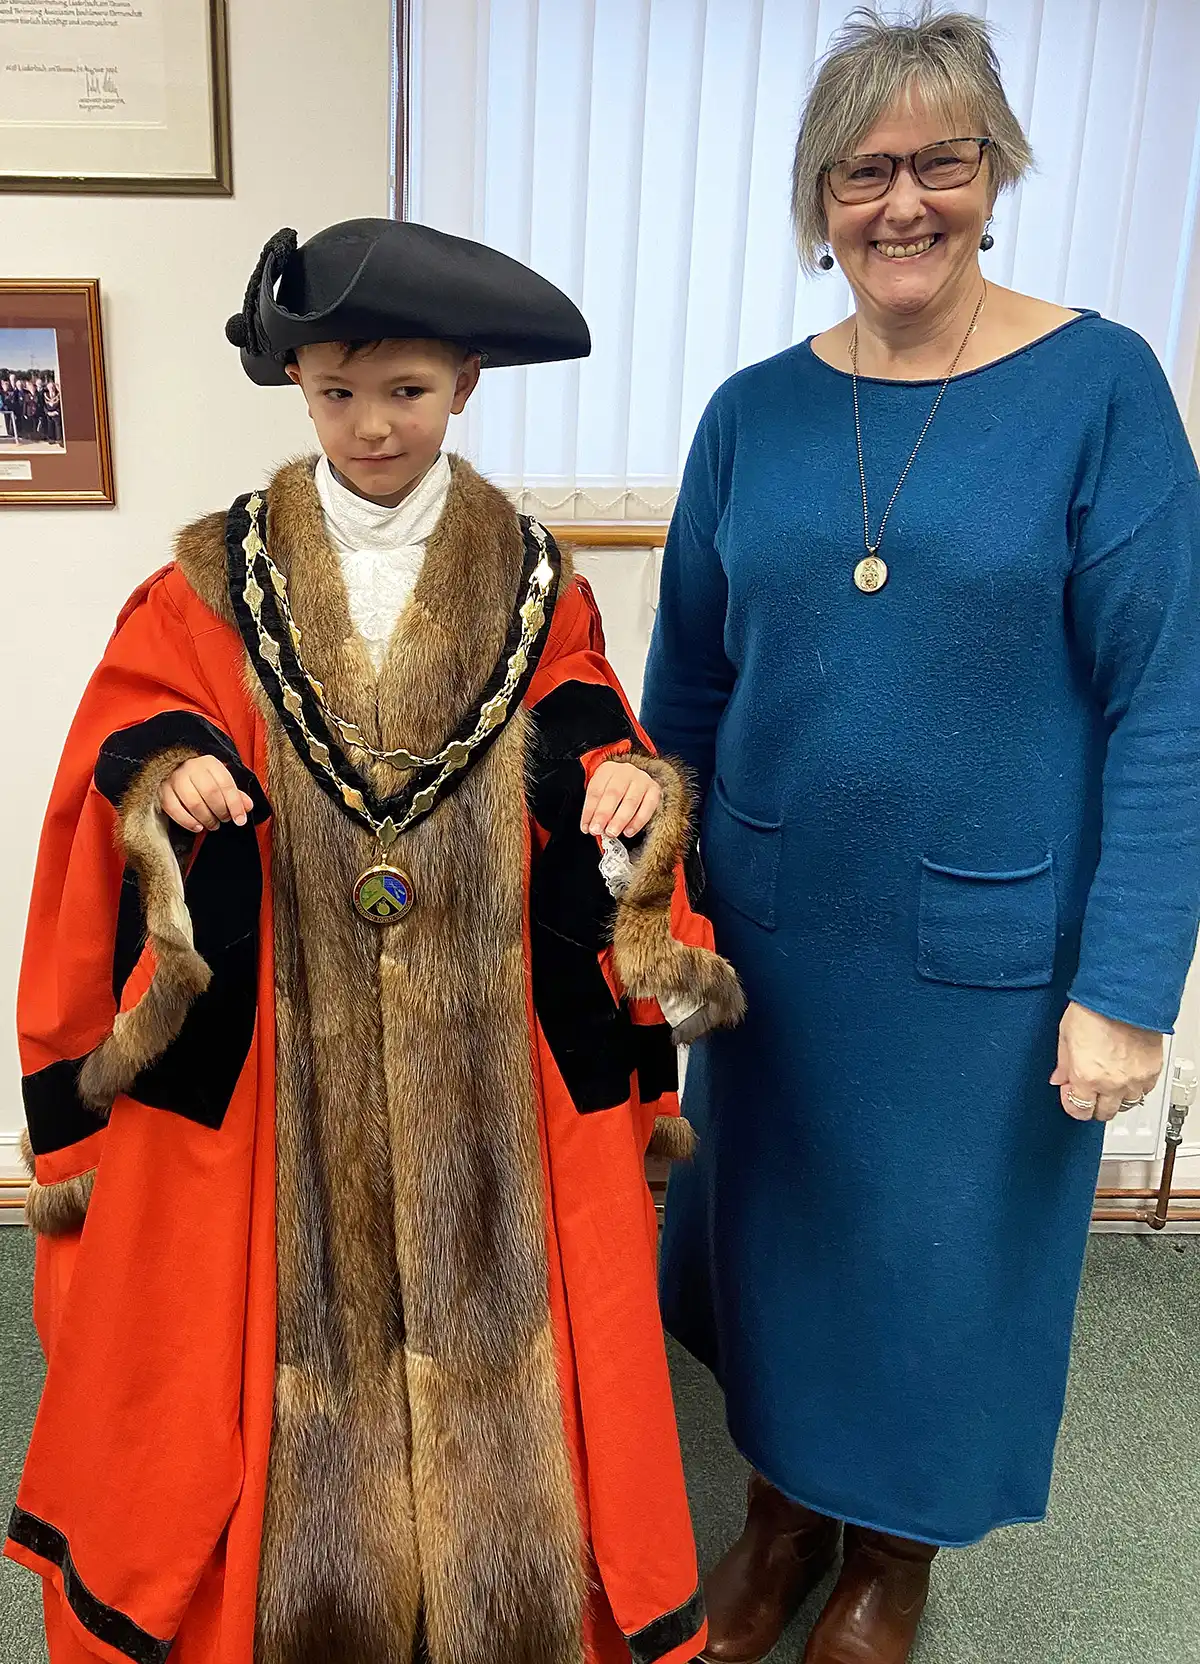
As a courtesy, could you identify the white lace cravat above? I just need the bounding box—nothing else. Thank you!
[314,452,453,673]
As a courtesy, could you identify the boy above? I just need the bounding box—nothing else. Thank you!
[7,220,742,1664]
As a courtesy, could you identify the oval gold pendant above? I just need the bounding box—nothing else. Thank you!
[353,864,415,923]
[854,555,888,594]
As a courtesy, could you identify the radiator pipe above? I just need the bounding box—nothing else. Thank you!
[1093,1059,1197,1230]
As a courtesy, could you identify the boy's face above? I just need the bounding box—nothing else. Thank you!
[287,338,480,506]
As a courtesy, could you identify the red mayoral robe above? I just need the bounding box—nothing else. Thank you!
[8,457,743,1664]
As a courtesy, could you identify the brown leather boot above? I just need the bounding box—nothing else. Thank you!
[801,1526,938,1664]
[700,1473,840,1664]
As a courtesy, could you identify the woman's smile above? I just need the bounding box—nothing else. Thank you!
[870,232,942,260]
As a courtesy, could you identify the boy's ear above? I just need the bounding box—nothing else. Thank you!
[450,353,482,416]
[283,360,314,423]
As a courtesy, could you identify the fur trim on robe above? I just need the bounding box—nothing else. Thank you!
[613,754,745,1044]
[23,748,213,1235]
[78,746,213,1111]
[19,1130,95,1237]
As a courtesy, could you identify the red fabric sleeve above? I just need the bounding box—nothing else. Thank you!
[9,565,277,1660]
[19,569,236,1096]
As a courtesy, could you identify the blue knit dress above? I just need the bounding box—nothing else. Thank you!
[641,314,1200,1546]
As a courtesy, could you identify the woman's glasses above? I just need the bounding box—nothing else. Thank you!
[825,137,992,205]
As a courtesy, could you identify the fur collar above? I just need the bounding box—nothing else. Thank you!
[175,454,547,780]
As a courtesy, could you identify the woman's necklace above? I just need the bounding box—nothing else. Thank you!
[849,283,987,594]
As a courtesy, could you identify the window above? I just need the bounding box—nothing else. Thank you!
[408,0,1200,516]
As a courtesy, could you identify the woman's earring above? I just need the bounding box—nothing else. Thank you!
[979,221,995,252]
[818,248,835,271]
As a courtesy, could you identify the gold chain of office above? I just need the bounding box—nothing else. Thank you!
[238,493,555,920]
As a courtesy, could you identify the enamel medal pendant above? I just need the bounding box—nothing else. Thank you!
[353,821,414,924]
[353,865,414,923]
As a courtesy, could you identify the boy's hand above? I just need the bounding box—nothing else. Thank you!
[160,755,254,833]
[582,760,662,839]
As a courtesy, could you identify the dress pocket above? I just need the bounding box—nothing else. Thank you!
[917,855,1057,989]
[702,779,783,931]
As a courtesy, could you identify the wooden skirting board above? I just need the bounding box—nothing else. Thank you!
[545,521,668,548]
[3,1174,1199,1225]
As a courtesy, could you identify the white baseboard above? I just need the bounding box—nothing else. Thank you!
[1,1130,25,1179]
[1,1130,28,1226]
[1091,1221,1200,1237]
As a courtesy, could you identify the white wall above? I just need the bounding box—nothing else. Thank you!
[0,0,393,1174]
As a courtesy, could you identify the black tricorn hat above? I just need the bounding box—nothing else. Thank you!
[226,218,591,385]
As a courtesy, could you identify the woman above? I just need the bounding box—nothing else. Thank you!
[642,10,1200,1664]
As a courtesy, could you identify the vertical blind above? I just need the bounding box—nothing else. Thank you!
[410,0,1200,517]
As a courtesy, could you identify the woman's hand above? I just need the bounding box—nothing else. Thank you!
[581,761,662,839]
[159,755,255,833]
[1050,1002,1164,1122]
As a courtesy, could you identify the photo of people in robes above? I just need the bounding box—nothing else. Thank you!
[0,330,66,452]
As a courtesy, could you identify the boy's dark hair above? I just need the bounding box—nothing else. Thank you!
[284,338,473,368]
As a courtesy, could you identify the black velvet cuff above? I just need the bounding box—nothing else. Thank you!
[531,678,635,765]
[22,1057,104,1157]
[94,710,270,823]
[628,1585,706,1664]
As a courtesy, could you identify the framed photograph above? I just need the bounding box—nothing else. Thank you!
[0,0,230,195]
[0,281,114,506]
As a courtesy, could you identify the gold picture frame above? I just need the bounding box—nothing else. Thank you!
[0,280,115,506]
[0,0,231,196]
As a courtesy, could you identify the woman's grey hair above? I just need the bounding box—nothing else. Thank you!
[791,6,1033,272]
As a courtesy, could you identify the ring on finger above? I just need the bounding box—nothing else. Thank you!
[1119,1095,1146,1112]
[1067,1092,1097,1111]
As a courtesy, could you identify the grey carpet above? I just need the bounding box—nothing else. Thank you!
[2,1229,1197,1662]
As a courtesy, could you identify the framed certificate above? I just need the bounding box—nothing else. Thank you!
[0,280,114,505]
[0,0,230,195]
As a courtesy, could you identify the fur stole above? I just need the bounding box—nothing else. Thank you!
[178,457,584,1664]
